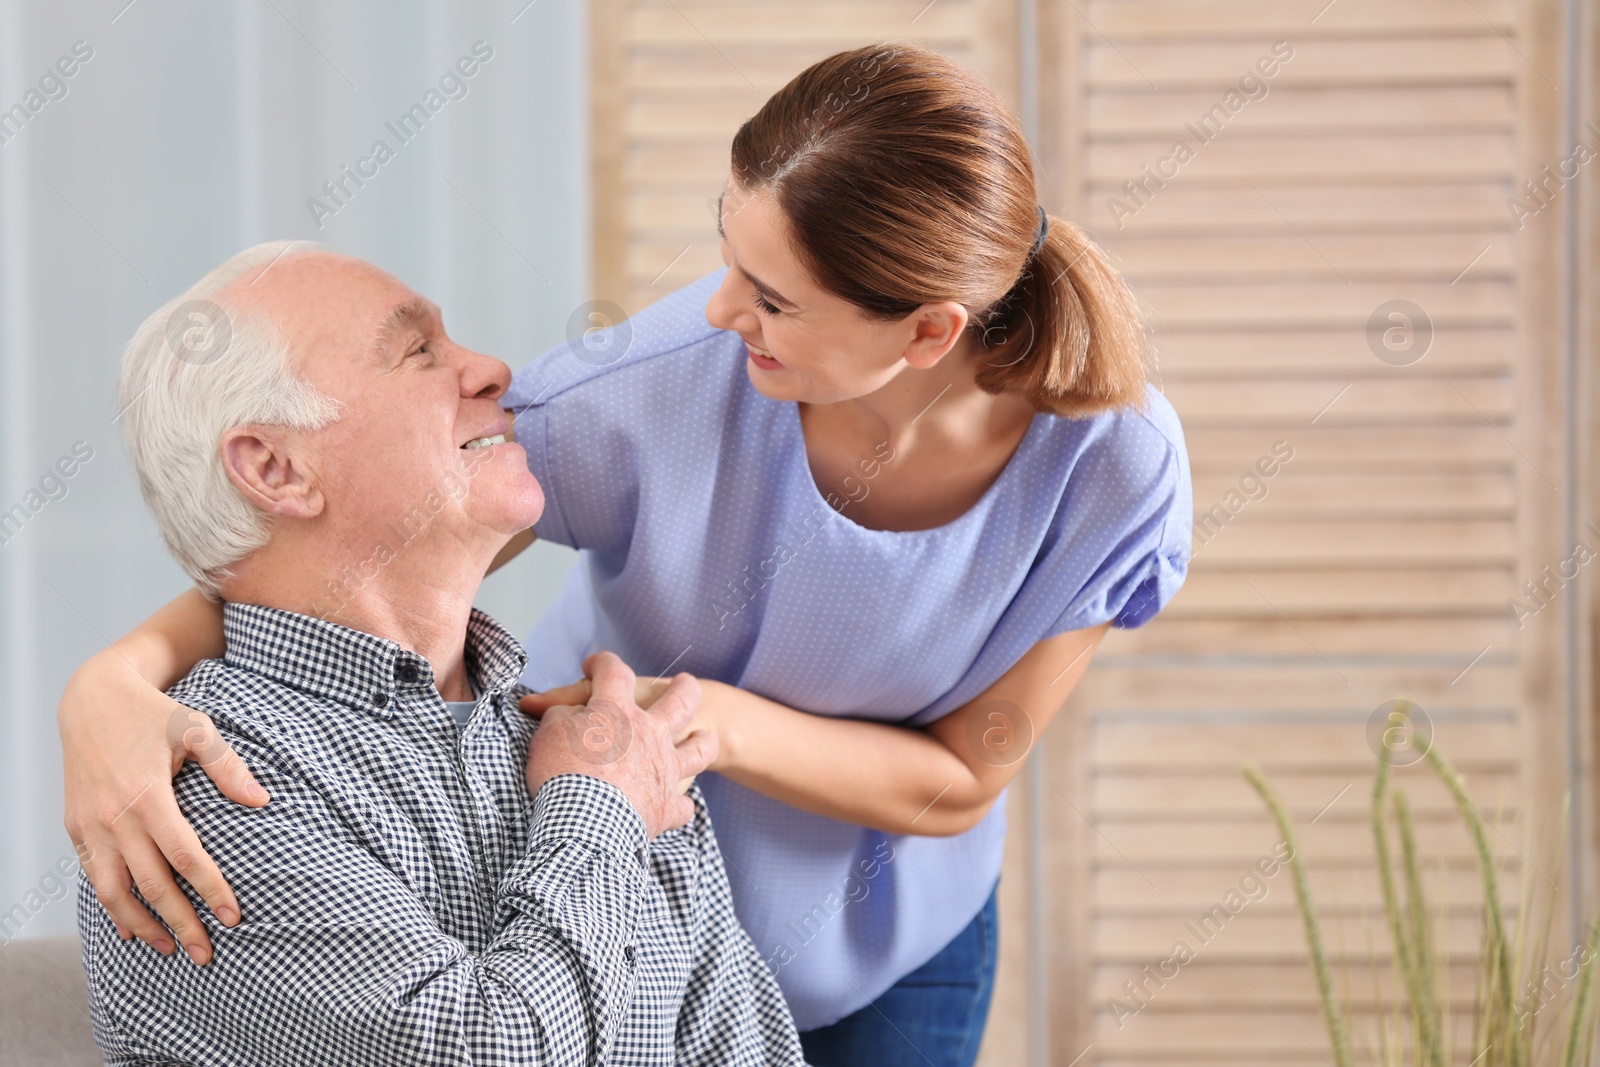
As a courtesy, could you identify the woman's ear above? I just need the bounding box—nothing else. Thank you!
[219,426,325,520]
[901,301,971,370]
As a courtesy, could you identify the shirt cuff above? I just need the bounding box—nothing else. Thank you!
[530,774,649,858]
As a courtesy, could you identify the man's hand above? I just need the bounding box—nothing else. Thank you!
[521,674,719,746]
[525,652,715,838]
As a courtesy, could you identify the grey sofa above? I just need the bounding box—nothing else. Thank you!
[0,936,100,1066]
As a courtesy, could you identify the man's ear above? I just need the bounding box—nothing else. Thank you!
[219,426,325,519]
[901,301,971,370]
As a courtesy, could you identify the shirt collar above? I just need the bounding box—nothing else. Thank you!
[221,601,528,718]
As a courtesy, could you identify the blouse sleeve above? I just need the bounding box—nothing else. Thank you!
[503,347,656,555]
[498,270,751,559]
[502,363,576,549]
[1048,396,1193,635]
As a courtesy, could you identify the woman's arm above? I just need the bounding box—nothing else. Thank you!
[522,622,1109,836]
[59,588,264,965]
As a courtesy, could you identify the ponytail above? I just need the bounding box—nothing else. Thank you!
[974,216,1150,416]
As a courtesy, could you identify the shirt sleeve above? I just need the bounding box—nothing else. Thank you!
[663,788,806,1067]
[1049,400,1193,635]
[82,764,652,1067]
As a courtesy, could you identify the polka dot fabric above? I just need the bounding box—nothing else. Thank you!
[503,269,1193,1029]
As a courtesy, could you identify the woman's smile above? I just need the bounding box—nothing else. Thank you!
[745,338,783,370]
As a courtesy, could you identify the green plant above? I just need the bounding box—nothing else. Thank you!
[1244,702,1600,1066]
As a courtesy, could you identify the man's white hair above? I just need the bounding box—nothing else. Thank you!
[119,240,343,598]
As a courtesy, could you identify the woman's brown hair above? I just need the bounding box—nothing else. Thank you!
[730,43,1148,416]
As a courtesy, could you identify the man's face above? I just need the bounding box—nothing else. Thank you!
[220,252,543,559]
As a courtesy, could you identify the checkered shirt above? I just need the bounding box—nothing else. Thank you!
[77,601,805,1066]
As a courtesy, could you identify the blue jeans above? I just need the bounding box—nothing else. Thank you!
[799,883,999,1067]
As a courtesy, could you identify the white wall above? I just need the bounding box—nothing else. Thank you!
[0,0,585,938]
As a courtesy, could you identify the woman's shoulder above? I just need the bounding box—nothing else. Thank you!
[1037,383,1188,484]
[1126,383,1186,456]
[504,269,741,411]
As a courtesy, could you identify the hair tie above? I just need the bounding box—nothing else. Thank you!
[1027,205,1050,259]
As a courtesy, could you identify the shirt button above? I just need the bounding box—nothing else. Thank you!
[396,663,420,684]
[623,943,636,965]
[370,689,389,708]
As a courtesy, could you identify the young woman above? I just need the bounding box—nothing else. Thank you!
[58,44,1190,1066]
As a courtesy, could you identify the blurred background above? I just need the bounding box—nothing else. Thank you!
[0,0,588,927]
[2,0,1598,1064]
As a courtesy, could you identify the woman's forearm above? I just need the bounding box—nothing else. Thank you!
[59,585,256,965]
[105,587,225,689]
[525,631,1104,835]
[710,683,992,837]
[703,626,1106,836]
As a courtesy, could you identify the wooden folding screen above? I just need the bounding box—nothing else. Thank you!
[591,1,1580,1061]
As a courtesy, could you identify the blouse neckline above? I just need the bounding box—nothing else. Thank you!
[781,387,1050,538]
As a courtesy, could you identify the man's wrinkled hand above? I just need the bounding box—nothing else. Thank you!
[524,652,714,837]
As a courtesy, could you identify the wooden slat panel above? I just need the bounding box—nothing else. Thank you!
[1108,233,1513,280]
[1089,819,1517,864]
[1050,0,1561,1053]
[1087,0,1516,36]
[1086,38,1516,89]
[1094,862,1524,910]
[1099,616,1512,656]
[986,780,1034,1066]
[1093,721,1518,769]
[1078,662,1518,711]
[625,95,760,139]
[627,43,988,92]
[1151,329,1514,377]
[1186,472,1517,518]
[629,5,976,43]
[1181,427,1516,468]
[624,143,754,185]
[1089,961,1487,1007]
[1094,911,1502,957]
[1137,281,1514,328]
[1089,87,1515,134]
[1092,1007,1487,1058]
[1191,519,1514,567]
[625,241,722,285]
[627,190,725,232]
[1093,769,1520,817]
[1164,568,1514,615]
[1164,379,1512,424]
[1088,133,1515,183]
[602,5,1571,1062]
[1085,182,1513,235]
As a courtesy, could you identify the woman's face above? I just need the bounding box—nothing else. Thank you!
[704,181,968,405]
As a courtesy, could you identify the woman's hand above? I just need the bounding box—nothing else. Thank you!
[59,647,267,965]
[520,660,725,767]
[524,626,1112,837]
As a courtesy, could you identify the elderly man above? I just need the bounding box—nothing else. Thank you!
[76,242,805,1066]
